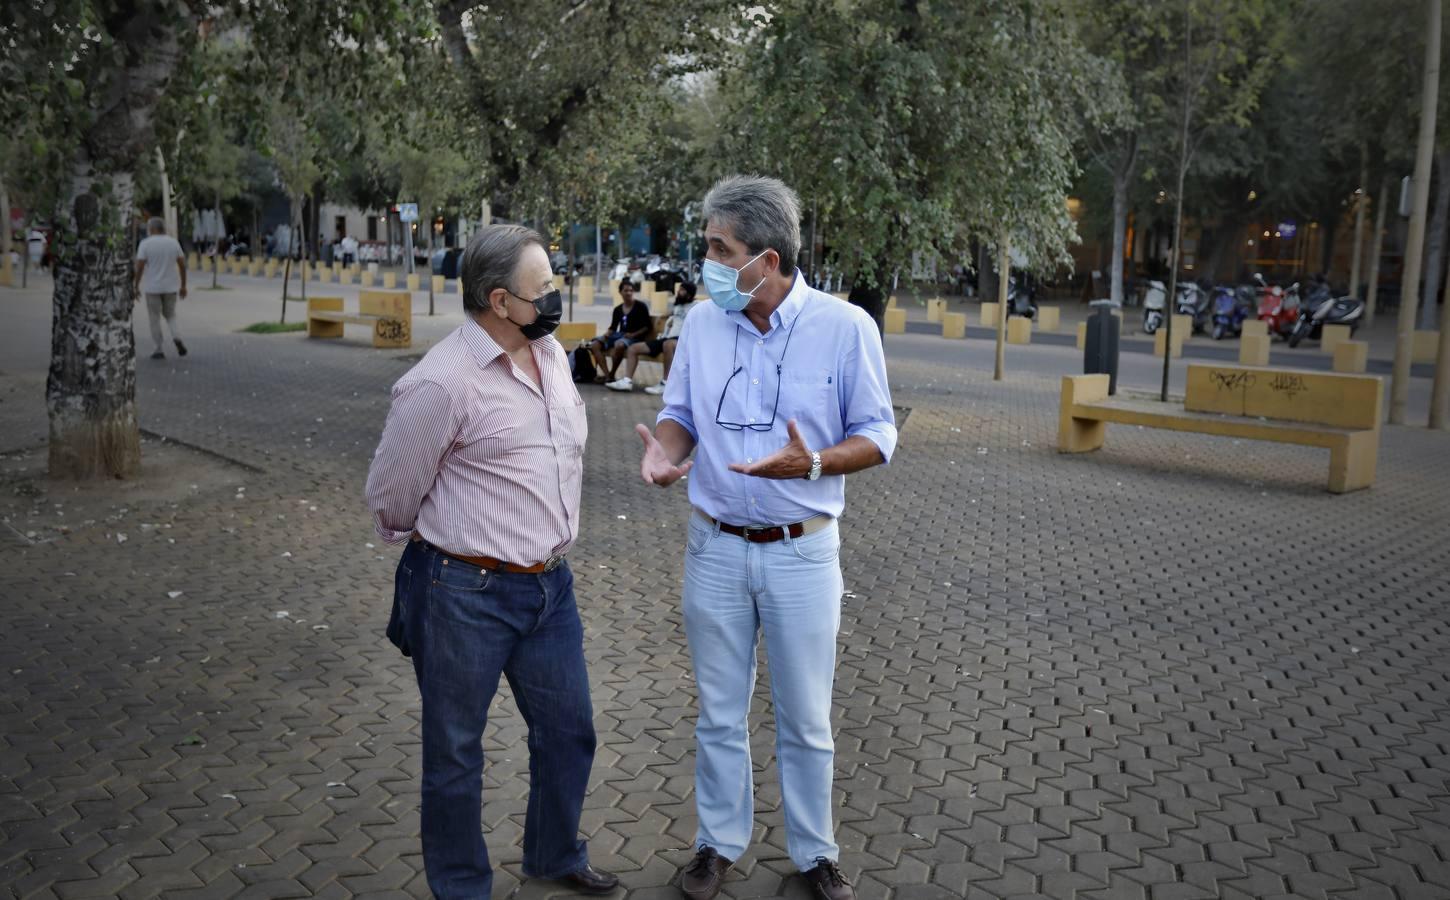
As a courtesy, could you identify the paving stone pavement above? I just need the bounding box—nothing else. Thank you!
[2,289,1450,899]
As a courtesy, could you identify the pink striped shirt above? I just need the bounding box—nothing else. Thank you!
[365,318,588,564]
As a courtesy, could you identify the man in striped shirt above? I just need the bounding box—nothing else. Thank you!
[365,225,617,898]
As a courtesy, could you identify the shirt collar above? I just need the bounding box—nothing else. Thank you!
[460,315,561,370]
[460,316,508,368]
[729,268,808,331]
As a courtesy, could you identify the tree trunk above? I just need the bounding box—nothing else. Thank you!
[1420,150,1450,329]
[978,241,997,307]
[1392,0,1441,425]
[1109,137,1137,306]
[281,198,298,323]
[1,174,12,288]
[46,165,142,479]
[993,234,1009,381]
[1366,173,1390,326]
[156,146,177,238]
[1349,149,1369,298]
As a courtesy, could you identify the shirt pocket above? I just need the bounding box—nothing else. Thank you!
[779,367,835,421]
[550,398,588,458]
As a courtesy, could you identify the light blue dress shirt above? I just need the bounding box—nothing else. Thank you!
[657,271,897,525]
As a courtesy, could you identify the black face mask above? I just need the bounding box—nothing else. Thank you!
[504,289,563,340]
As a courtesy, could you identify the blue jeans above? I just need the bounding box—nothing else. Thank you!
[395,539,595,899]
[682,512,843,871]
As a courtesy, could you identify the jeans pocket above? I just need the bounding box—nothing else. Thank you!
[790,525,840,564]
[386,562,413,656]
[686,517,716,555]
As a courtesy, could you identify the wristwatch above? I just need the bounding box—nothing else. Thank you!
[805,450,822,481]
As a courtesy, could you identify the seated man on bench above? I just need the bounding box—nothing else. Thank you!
[607,281,698,394]
[588,280,654,383]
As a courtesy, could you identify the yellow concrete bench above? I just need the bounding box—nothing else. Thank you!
[1058,364,1382,493]
[555,321,598,343]
[306,291,411,348]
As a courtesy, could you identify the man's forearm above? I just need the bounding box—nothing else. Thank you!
[820,435,885,477]
[655,419,697,466]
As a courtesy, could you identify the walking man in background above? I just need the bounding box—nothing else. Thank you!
[366,224,617,898]
[133,217,187,360]
[634,175,897,900]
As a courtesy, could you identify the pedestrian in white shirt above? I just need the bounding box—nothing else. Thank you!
[133,217,188,360]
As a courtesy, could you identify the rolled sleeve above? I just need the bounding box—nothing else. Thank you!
[841,312,898,463]
[365,379,458,543]
[656,315,698,439]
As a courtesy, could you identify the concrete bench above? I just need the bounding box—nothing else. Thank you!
[306,291,411,348]
[1058,364,1382,493]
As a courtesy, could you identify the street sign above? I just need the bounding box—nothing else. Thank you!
[397,203,419,223]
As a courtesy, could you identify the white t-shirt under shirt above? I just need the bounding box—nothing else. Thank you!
[136,234,185,295]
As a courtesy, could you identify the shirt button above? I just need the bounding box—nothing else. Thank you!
[746,458,753,463]
[756,339,764,345]
[748,417,755,423]
[752,378,759,385]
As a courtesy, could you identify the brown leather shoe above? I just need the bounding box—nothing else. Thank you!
[679,846,732,899]
[803,857,854,900]
[559,862,620,894]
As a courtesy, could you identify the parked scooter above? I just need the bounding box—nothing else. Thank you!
[1006,274,1038,319]
[1142,280,1167,334]
[1211,284,1255,339]
[1254,273,1301,341]
[1176,280,1211,334]
[1288,286,1365,348]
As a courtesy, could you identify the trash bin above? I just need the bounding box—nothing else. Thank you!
[1084,299,1121,395]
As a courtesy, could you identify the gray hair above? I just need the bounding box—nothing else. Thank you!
[460,224,545,316]
[147,217,166,235]
[701,175,801,276]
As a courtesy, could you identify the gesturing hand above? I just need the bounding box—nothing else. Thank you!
[636,423,693,487]
[728,419,813,479]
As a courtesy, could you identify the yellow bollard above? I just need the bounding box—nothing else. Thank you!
[406,273,420,291]
[360,271,375,288]
[1007,315,1032,345]
[382,272,397,289]
[942,312,967,339]
[1413,330,1440,363]
[1154,329,1184,358]
[1076,321,1088,350]
[432,275,445,295]
[884,309,906,334]
[1320,323,1351,354]
[1332,339,1368,373]
[926,298,946,323]
[338,268,353,285]
[1242,318,1268,338]
[1239,333,1270,366]
[980,302,999,327]
[1037,306,1060,333]
[575,277,595,306]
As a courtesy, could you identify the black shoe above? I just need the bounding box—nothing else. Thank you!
[174,339,188,357]
[803,858,854,900]
[679,846,732,900]
[150,351,165,360]
[559,862,620,895]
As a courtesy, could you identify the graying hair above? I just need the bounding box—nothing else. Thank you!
[702,175,801,276]
[147,217,166,234]
[460,224,545,316]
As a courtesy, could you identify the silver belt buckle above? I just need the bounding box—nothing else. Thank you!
[543,553,565,572]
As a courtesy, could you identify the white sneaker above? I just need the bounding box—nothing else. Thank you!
[644,380,667,396]
[605,377,634,392]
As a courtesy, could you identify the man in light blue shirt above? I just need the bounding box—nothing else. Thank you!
[635,175,895,900]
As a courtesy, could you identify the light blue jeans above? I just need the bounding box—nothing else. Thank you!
[682,510,843,871]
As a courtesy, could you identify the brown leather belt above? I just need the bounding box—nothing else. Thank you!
[696,511,833,544]
[412,534,565,573]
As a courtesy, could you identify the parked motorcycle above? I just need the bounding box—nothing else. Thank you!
[1288,289,1365,348]
[1142,280,1167,334]
[1176,281,1211,334]
[1006,274,1038,319]
[1211,284,1255,339]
